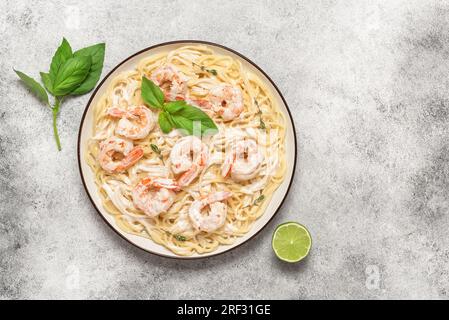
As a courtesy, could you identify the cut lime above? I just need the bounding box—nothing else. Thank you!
[272,222,311,263]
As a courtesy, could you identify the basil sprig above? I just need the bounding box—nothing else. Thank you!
[141,76,218,136]
[14,38,105,150]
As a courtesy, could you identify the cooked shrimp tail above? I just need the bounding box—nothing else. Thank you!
[178,164,199,187]
[116,146,144,172]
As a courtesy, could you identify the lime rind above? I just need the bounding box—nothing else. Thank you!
[272,222,311,263]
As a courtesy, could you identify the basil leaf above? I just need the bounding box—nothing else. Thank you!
[141,76,164,109]
[49,38,73,82]
[170,115,193,135]
[158,112,173,133]
[40,72,53,94]
[14,69,49,105]
[70,43,105,95]
[170,104,218,135]
[52,55,92,96]
[166,112,177,128]
[164,100,187,113]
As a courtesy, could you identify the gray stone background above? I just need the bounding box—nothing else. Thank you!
[1,0,448,299]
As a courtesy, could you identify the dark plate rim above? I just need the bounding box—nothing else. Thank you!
[77,40,298,260]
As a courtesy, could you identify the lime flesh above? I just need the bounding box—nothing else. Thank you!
[272,222,311,263]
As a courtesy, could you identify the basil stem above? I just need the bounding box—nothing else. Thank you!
[52,97,62,151]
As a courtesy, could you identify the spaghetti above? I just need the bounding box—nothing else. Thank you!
[86,45,286,255]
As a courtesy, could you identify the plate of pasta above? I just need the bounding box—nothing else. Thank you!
[78,41,297,258]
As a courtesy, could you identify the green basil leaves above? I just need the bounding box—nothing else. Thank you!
[52,55,92,96]
[140,76,218,136]
[14,38,106,150]
[158,112,174,133]
[71,43,106,95]
[47,38,105,96]
[49,38,73,85]
[141,76,165,109]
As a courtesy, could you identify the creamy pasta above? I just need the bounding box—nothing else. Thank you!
[86,45,286,255]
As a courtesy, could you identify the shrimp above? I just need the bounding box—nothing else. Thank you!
[98,136,144,173]
[151,65,189,101]
[132,177,180,218]
[169,136,209,187]
[107,105,155,140]
[221,139,263,181]
[188,191,232,232]
[208,84,244,121]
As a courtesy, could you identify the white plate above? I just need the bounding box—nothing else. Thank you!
[78,41,297,259]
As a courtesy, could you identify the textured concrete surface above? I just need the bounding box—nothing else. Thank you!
[1,0,449,299]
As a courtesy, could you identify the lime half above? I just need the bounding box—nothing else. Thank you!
[272,222,311,263]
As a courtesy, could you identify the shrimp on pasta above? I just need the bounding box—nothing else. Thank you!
[86,45,286,256]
